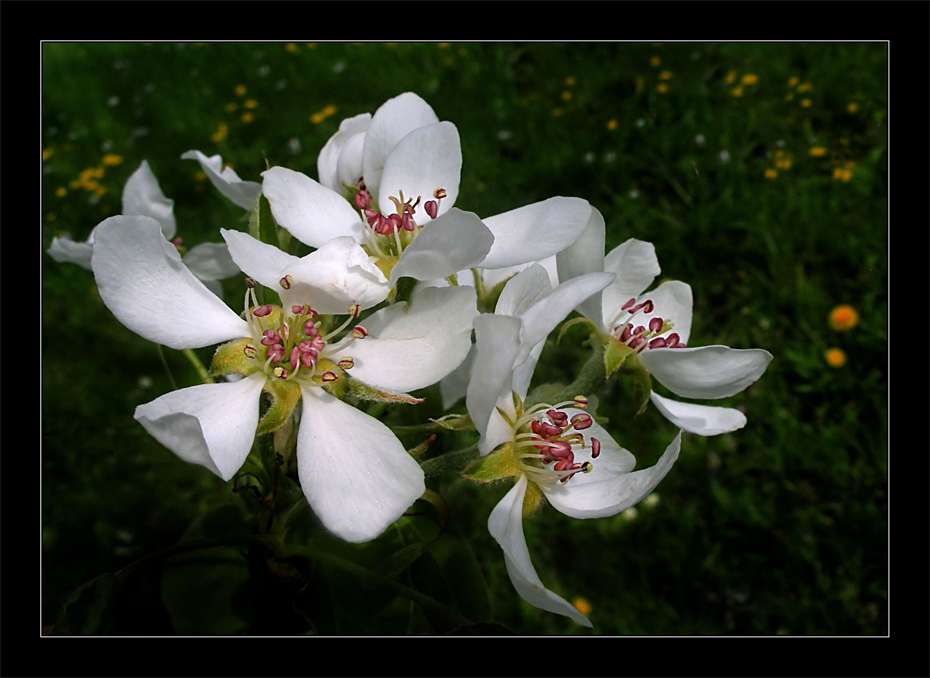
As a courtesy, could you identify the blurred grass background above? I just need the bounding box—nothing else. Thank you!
[42,42,887,635]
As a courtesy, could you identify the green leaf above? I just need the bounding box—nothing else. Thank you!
[54,573,119,635]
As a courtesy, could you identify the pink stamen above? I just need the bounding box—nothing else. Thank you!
[547,409,569,426]
[355,190,370,210]
[570,413,593,430]
[351,325,368,339]
[253,305,273,317]
[621,298,636,311]
[665,333,680,348]
[267,344,285,362]
[649,317,664,333]
[591,438,601,459]
[424,200,438,219]
[573,395,589,409]
[261,329,278,346]
[433,188,447,199]
[648,337,667,349]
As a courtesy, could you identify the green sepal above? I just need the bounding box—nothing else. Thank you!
[427,413,474,431]
[345,376,424,405]
[462,442,521,483]
[621,352,654,416]
[209,338,259,378]
[256,377,302,436]
[557,315,603,344]
[604,335,636,377]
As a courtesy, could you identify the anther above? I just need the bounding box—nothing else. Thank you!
[547,409,569,427]
[433,188,447,199]
[351,325,368,339]
[621,298,636,311]
[591,438,601,459]
[243,345,257,359]
[424,200,438,219]
[272,366,287,380]
[649,317,664,333]
[355,190,370,210]
[253,305,273,317]
[349,304,361,318]
[570,413,593,430]
[337,357,355,370]
[280,275,293,290]
[245,278,257,289]
[321,371,338,382]
[573,395,589,409]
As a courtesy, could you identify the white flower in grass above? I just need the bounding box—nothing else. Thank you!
[464,265,681,627]
[48,161,240,296]
[556,222,774,436]
[92,217,478,543]
[181,150,262,210]
[263,92,494,291]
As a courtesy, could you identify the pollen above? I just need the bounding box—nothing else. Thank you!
[828,305,859,331]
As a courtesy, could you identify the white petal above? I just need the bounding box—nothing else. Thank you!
[260,166,363,248]
[280,236,390,314]
[649,391,746,436]
[390,208,493,284]
[478,256,559,293]
[480,197,593,270]
[378,122,462,221]
[182,242,241,281]
[555,206,606,326]
[480,406,517,457]
[92,216,249,349]
[317,112,371,193]
[545,429,681,520]
[466,314,523,445]
[344,285,478,393]
[122,160,176,239]
[439,344,475,410]
[512,338,545,401]
[495,264,552,318]
[134,372,265,481]
[181,150,261,210]
[634,280,693,345]
[602,239,661,329]
[639,346,774,400]
[335,132,368,194]
[517,271,615,365]
[488,476,593,627]
[296,387,425,543]
[48,235,94,269]
[221,229,300,289]
[362,92,439,200]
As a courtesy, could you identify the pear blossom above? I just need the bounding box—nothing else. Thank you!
[556,227,773,436]
[48,161,240,296]
[465,265,681,626]
[181,150,262,210]
[91,216,478,543]
[262,92,494,289]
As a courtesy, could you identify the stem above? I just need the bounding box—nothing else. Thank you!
[183,348,213,385]
[419,443,479,479]
[542,342,608,407]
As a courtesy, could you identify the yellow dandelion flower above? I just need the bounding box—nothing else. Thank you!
[244,99,258,109]
[310,104,337,125]
[724,70,737,85]
[657,83,668,94]
[731,86,744,98]
[741,73,759,85]
[847,102,859,113]
[607,119,618,130]
[102,154,123,166]
[241,112,254,123]
[565,76,576,86]
[764,168,778,179]
[93,185,107,197]
[437,42,450,49]
[55,187,67,197]
[43,147,54,161]
[552,108,563,117]
[829,305,859,331]
[800,99,812,107]
[211,122,228,143]
[285,43,299,53]
[234,85,247,96]
[788,76,800,87]
[561,90,572,101]
[797,81,813,93]
[824,348,847,368]
[776,157,792,170]
[650,55,662,67]
[659,70,673,80]
[572,597,592,617]
[809,146,827,157]
[224,102,238,113]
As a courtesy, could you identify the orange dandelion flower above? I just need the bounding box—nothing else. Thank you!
[656,83,668,94]
[824,348,847,368]
[572,597,592,617]
[787,76,800,87]
[561,90,572,101]
[847,102,859,113]
[55,187,67,197]
[724,70,737,85]
[809,146,827,157]
[234,85,247,96]
[102,154,123,166]
[731,86,744,97]
[764,168,778,179]
[211,122,228,143]
[741,73,759,85]
[224,102,238,113]
[829,305,859,331]
[244,99,258,109]
[607,119,618,130]
[285,43,299,54]
[241,112,254,123]
[659,71,673,80]
[649,56,661,67]
[43,147,54,161]
[565,76,576,87]
[800,99,812,108]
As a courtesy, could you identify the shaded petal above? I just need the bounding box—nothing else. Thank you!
[362,92,439,200]
[439,343,475,410]
[334,132,367,195]
[478,255,559,293]
[343,285,478,393]
[639,346,774,400]
[517,271,615,365]
[317,112,371,193]
[134,372,265,481]
[92,216,249,349]
[280,236,390,314]
[495,264,552,318]
[390,209,493,284]
[48,235,93,269]
[650,391,746,436]
[636,280,693,345]
[122,160,176,239]
[545,429,681,520]
[261,166,363,248]
[480,197,593,270]
[378,122,462,221]
[182,242,241,281]
[602,239,661,330]
[481,406,517,457]
[466,314,523,449]
[512,338,545,401]
[555,206,606,325]
[488,476,593,627]
[221,229,300,289]
[297,386,425,543]
[181,150,261,210]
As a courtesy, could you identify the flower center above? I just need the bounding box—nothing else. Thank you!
[353,184,447,273]
[608,297,687,352]
[511,395,599,489]
[239,278,366,385]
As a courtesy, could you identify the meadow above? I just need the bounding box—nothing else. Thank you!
[42,42,887,637]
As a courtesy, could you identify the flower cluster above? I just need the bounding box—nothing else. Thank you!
[49,91,772,629]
